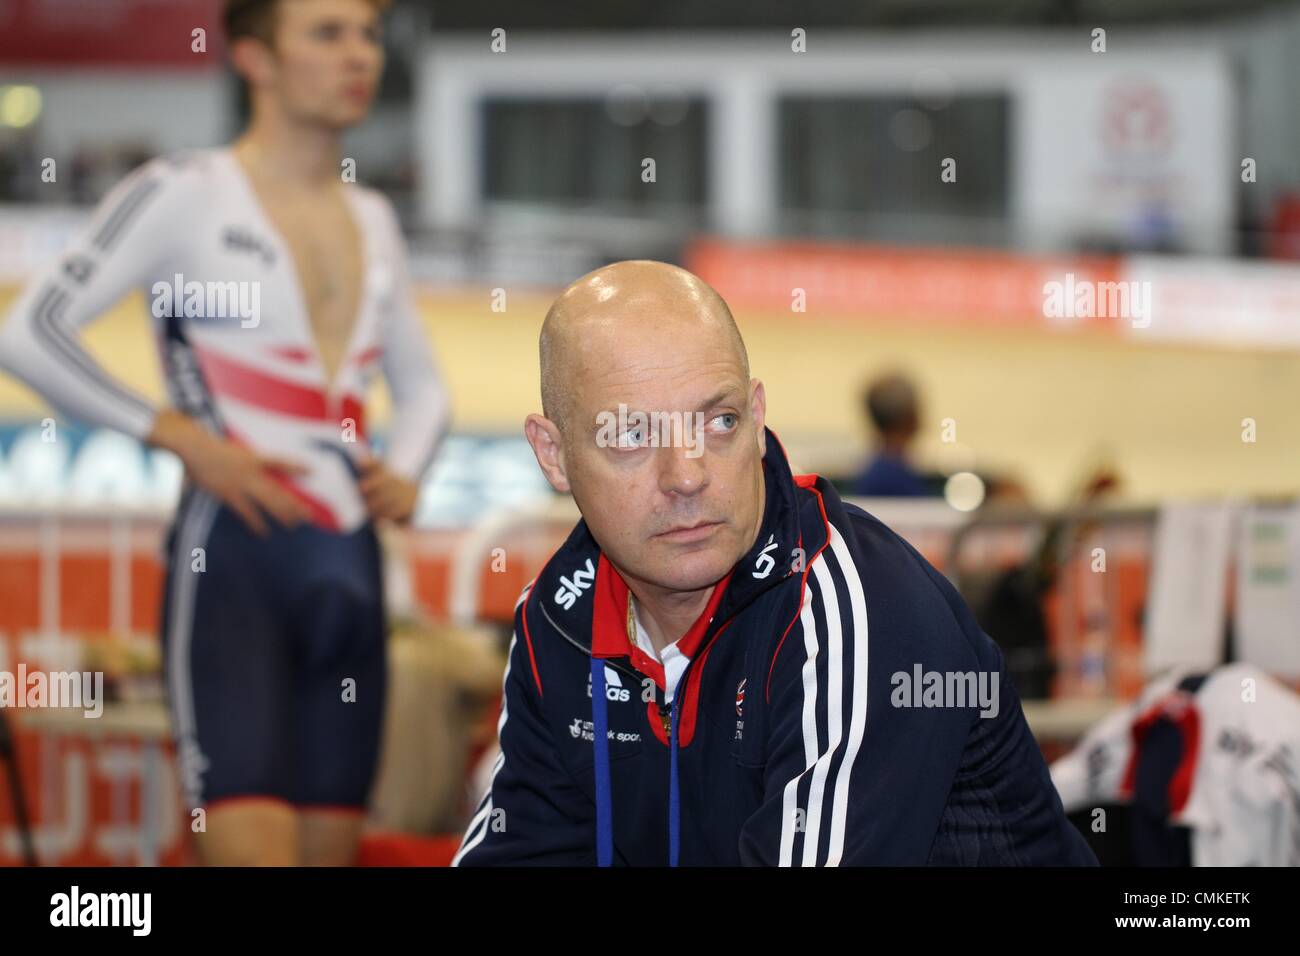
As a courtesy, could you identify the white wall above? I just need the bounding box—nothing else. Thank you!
[0,69,230,158]
[414,27,1267,253]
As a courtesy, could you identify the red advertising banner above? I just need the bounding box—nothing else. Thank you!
[0,0,223,68]
[686,237,1124,332]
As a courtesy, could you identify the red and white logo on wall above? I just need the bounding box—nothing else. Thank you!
[1101,81,1174,157]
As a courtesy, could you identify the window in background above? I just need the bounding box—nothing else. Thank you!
[778,94,1012,247]
[482,93,710,224]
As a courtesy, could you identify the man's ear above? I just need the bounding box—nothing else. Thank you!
[524,413,571,494]
[229,35,275,89]
[750,379,767,457]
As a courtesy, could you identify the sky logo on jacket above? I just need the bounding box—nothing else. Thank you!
[554,558,596,610]
[222,226,277,266]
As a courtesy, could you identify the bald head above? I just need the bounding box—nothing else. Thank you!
[539,260,748,435]
[525,260,768,599]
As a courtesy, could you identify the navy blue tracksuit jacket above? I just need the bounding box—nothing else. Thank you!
[454,429,1096,866]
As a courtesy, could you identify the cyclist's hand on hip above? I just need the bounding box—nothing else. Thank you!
[147,408,313,537]
[357,454,420,526]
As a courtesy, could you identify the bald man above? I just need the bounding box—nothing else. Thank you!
[454,261,1095,866]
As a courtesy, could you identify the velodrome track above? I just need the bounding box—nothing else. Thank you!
[0,286,1296,504]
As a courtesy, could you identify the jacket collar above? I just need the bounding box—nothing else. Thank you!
[534,427,825,662]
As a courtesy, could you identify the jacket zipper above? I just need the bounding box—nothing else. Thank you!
[657,657,695,737]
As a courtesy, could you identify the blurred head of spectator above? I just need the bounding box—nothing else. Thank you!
[849,370,938,497]
[865,371,920,454]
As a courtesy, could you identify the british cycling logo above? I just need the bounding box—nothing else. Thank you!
[752,534,779,578]
[554,558,596,610]
[735,678,747,740]
[50,886,151,936]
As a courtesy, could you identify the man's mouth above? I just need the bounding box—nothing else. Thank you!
[655,520,723,543]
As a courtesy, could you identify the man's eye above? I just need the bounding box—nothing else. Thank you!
[712,413,739,430]
[618,428,647,448]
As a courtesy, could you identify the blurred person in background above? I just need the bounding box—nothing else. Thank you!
[959,461,1121,699]
[0,0,450,864]
[846,371,1035,505]
[847,371,944,498]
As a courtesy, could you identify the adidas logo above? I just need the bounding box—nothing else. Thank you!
[587,665,630,703]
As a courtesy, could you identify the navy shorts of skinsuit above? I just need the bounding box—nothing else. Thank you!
[159,488,387,813]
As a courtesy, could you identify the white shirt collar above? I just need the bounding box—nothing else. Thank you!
[630,597,692,705]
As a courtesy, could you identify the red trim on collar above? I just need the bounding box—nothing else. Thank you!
[681,620,730,746]
[590,554,733,691]
[677,569,733,658]
[520,597,543,699]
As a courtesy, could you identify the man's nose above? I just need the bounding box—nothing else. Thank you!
[656,444,709,498]
[346,30,381,67]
